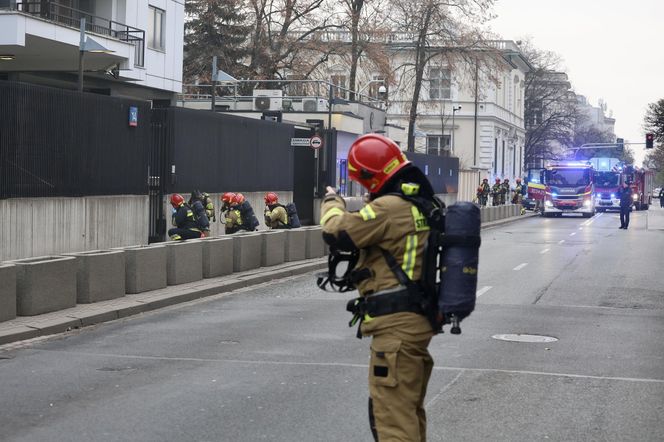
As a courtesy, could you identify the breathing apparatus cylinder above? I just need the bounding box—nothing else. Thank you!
[439,202,481,334]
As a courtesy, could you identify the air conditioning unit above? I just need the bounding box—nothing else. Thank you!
[302,98,329,112]
[253,89,283,111]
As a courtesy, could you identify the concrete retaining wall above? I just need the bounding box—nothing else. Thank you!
[0,196,149,262]
[285,229,307,262]
[12,255,77,316]
[305,227,325,259]
[119,245,168,294]
[0,264,17,322]
[166,241,203,285]
[261,231,286,267]
[233,233,262,272]
[65,250,126,303]
[200,237,234,278]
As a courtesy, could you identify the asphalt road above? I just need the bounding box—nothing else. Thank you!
[1,205,663,442]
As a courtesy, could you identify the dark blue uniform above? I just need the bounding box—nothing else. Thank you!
[169,204,202,240]
[618,186,632,229]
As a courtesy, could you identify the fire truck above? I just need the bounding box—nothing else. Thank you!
[523,168,546,211]
[540,161,595,218]
[623,165,655,210]
[589,157,622,212]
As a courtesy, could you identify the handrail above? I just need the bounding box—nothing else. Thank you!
[12,1,145,67]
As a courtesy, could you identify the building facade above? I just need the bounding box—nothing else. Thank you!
[0,0,184,101]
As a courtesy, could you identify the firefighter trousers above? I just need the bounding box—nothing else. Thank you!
[368,332,433,441]
[168,228,201,241]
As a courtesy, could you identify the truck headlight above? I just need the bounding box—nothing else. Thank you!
[632,194,638,200]
[545,200,553,207]
[584,200,592,207]
[610,193,615,199]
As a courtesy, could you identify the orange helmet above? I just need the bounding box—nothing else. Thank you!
[233,193,245,205]
[221,192,236,205]
[264,192,279,205]
[347,134,409,193]
[170,193,185,208]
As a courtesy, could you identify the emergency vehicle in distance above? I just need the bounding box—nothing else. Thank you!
[589,157,622,212]
[540,161,595,218]
[623,165,655,210]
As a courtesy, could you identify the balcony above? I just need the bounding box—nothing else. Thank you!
[7,1,144,66]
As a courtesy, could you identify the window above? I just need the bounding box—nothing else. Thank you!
[428,68,451,100]
[148,6,165,51]
[330,74,347,99]
[426,135,451,156]
[501,140,505,176]
[494,138,498,174]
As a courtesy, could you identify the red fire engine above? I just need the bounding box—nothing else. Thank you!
[623,166,655,210]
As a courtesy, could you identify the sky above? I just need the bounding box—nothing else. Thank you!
[489,0,664,166]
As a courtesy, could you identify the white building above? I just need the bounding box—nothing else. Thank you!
[0,0,184,101]
[303,35,531,200]
[576,95,616,138]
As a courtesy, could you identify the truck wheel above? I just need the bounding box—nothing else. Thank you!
[643,204,649,210]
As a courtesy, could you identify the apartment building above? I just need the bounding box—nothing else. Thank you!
[0,0,184,101]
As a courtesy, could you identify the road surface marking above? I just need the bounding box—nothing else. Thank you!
[476,286,492,297]
[578,227,583,230]
[31,350,664,384]
[425,371,464,408]
[540,248,550,254]
[569,232,576,236]
[513,263,528,271]
[558,240,565,244]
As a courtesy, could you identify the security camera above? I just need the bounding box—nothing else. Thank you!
[378,85,387,95]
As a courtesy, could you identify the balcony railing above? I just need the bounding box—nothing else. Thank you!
[11,1,145,67]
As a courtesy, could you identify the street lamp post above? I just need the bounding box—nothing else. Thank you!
[452,105,462,155]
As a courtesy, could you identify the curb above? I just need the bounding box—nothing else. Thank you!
[0,259,327,347]
[482,212,539,230]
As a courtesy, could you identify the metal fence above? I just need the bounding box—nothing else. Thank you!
[0,81,151,198]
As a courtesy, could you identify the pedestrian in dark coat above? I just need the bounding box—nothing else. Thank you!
[618,182,632,229]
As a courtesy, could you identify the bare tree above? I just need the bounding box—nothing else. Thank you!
[385,0,497,151]
[521,42,577,167]
[246,0,346,82]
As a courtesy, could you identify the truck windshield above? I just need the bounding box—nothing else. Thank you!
[546,169,591,186]
[594,172,620,187]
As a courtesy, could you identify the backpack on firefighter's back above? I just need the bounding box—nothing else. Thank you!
[283,202,301,228]
[385,194,481,335]
[238,201,260,231]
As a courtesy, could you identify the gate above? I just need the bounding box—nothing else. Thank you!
[148,110,170,243]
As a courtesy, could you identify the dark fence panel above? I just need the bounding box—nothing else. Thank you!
[408,152,459,194]
[0,81,150,198]
[165,107,295,193]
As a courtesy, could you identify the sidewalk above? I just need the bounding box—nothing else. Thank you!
[482,211,539,229]
[0,258,327,346]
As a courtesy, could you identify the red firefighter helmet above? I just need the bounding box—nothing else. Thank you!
[221,192,236,204]
[347,134,409,193]
[170,193,185,208]
[233,193,246,205]
[516,178,522,183]
[264,192,279,205]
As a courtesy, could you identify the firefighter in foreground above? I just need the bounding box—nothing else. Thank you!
[320,134,435,441]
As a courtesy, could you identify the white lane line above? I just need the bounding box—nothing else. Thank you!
[558,240,565,244]
[476,286,493,297]
[425,370,464,408]
[540,248,550,254]
[578,227,583,230]
[569,232,576,236]
[513,263,528,271]
[32,349,664,384]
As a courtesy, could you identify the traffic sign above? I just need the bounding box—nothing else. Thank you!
[310,136,323,149]
[290,137,311,147]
